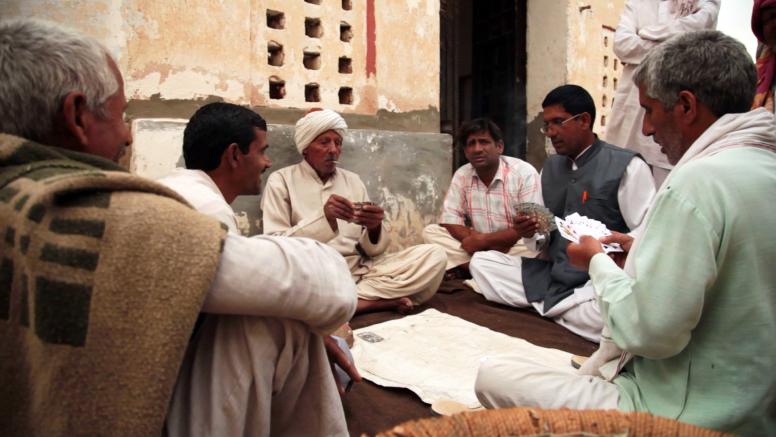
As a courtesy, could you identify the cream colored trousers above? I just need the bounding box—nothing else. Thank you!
[422,224,535,270]
[470,250,604,342]
[356,243,446,305]
[475,351,620,411]
[165,315,348,437]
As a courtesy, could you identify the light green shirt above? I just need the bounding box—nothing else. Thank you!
[590,148,776,436]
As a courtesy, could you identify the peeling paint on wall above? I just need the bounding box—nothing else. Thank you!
[3,0,441,118]
[526,0,625,167]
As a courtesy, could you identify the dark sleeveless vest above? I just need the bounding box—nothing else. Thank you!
[522,138,638,311]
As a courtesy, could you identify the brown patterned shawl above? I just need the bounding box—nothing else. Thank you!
[0,134,227,435]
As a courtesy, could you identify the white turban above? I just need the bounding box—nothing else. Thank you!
[294,109,348,154]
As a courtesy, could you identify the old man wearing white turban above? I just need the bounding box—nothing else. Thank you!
[262,109,447,314]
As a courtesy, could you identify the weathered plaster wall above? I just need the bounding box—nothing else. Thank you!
[131,120,451,249]
[3,0,450,249]
[525,0,569,169]
[372,0,439,115]
[567,0,624,139]
[525,0,625,168]
[3,0,440,124]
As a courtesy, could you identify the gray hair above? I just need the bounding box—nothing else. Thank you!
[0,18,119,142]
[633,30,756,117]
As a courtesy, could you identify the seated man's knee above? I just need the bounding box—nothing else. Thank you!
[428,244,448,269]
[475,358,508,409]
[469,251,492,277]
[421,224,442,243]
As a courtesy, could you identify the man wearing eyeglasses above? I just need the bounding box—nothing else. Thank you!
[469,85,655,343]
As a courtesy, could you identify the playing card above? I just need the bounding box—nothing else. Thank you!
[514,202,557,235]
[554,214,624,253]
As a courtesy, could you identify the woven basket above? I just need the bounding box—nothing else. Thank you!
[375,408,732,437]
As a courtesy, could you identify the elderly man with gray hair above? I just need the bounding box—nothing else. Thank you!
[262,109,447,314]
[474,30,776,436]
[0,19,357,436]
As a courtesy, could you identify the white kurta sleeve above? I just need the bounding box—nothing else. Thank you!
[261,171,337,242]
[203,233,358,335]
[589,189,715,359]
[617,157,656,233]
[613,1,659,65]
[637,0,720,42]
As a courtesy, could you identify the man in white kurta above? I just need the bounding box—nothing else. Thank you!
[262,109,446,313]
[157,102,356,437]
[476,30,775,436]
[606,0,719,188]
[423,118,542,274]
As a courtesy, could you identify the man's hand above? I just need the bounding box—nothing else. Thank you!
[324,194,355,231]
[600,231,634,268]
[567,235,605,271]
[461,232,487,255]
[324,335,362,395]
[513,214,539,239]
[353,202,384,232]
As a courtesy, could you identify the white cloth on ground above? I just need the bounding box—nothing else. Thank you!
[351,309,577,409]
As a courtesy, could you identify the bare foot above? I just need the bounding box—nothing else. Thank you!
[396,297,414,314]
[356,297,415,315]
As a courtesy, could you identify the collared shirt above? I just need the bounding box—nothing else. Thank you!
[440,156,542,233]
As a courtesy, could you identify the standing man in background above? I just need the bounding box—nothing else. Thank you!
[606,0,719,187]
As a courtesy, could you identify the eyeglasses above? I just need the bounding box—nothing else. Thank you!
[540,113,585,135]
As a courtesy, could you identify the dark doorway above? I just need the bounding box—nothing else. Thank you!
[440,0,527,170]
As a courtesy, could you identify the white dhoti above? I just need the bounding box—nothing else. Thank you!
[165,315,348,437]
[469,250,603,342]
[356,243,446,304]
[475,352,620,410]
[422,224,536,271]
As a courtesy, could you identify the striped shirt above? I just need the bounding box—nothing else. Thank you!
[440,156,542,232]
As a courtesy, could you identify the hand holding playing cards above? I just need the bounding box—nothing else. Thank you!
[600,231,633,268]
[353,202,384,231]
[514,202,556,236]
[567,235,605,271]
[324,194,355,230]
[514,214,539,238]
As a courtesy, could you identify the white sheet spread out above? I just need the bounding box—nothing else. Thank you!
[351,309,573,408]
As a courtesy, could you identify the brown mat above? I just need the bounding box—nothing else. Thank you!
[376,407,732,437]
[344,279,598,436]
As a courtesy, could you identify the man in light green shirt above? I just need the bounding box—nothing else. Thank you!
[475,31,776,436]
